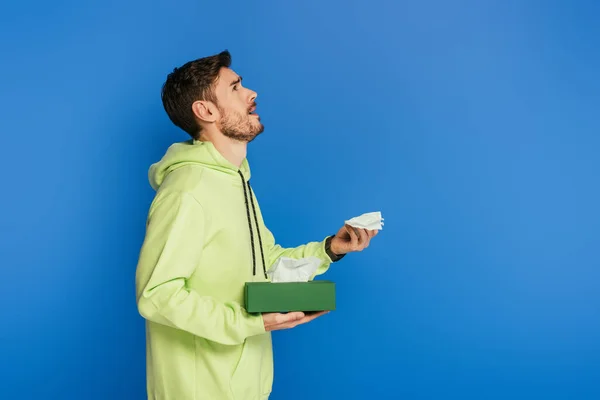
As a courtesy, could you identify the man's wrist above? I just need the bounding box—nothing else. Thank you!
[325,235,345,262]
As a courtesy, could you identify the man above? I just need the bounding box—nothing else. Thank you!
[135,50,378,400]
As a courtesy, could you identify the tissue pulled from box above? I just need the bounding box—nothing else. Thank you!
[267,256,322,283]
[345,211,384,230]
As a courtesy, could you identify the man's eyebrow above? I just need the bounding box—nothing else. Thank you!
[230,76,242,86]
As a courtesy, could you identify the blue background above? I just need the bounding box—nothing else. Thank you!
[1,0,599,399]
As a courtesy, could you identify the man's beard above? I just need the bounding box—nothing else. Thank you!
[216,105,264,143]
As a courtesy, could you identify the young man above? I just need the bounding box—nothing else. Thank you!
[135,50,378,400]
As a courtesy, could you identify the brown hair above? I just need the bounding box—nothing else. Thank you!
[161,50,231,139]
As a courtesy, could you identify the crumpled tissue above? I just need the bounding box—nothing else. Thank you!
[267,256,322,283]
[345,211,384,230]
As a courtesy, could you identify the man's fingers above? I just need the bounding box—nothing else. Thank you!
[271,321,298,330]
[344,225,375,250]
[333,225,379,256]
[267,311,330,331]
[306,310,329,320]
[345,225,359,244]
[358,229,369,247]
[291,311,327,327]
[264,312,305,328]
[276,312,304,325]
[295,311,329,325]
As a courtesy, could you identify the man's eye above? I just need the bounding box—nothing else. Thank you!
[233,85,238,91]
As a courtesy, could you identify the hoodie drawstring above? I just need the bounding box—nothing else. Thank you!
[238,170,267,279]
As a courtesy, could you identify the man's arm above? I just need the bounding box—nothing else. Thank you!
[135,191,265,345]
[260,223,378,279]
[260,226,344,280]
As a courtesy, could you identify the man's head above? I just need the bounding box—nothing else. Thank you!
[161,50,264,142]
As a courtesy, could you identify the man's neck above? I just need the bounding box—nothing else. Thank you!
[201,133,247,168]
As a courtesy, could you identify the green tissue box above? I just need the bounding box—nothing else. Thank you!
[244,280,336,313]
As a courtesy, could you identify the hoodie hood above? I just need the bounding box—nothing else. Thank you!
[148,139,251,190]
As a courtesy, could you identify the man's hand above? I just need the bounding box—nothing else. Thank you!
[262,311,329,332]
[330,225,378,256]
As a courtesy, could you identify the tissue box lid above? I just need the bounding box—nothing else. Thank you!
[244,280,336,313]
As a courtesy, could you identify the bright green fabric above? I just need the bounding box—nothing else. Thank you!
[135,139,333,399]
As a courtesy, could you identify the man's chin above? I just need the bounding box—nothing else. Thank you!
[221,119,264,143]
[248,122,265,141]
[256,123,264,134]
[246,129,263,143]
[223,129,263,143]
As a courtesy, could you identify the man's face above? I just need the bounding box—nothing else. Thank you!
[212,67,264,142]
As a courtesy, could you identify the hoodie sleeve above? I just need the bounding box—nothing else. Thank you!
[260,225,338,280]
[135,191,265,345]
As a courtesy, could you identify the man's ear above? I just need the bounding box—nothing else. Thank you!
[192,100,218,123]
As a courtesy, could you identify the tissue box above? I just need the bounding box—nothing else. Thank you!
[244,280,336,313]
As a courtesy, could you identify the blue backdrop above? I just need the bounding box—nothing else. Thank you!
[1,1,599,399]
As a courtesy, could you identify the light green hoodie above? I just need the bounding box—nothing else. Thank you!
[135,139,335,400]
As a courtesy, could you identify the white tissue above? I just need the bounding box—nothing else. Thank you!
[267,256,322,283]
[345,211,384,230]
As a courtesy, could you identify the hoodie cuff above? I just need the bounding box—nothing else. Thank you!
[324,235,345,262]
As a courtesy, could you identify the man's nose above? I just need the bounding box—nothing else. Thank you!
[248,89,257,103]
